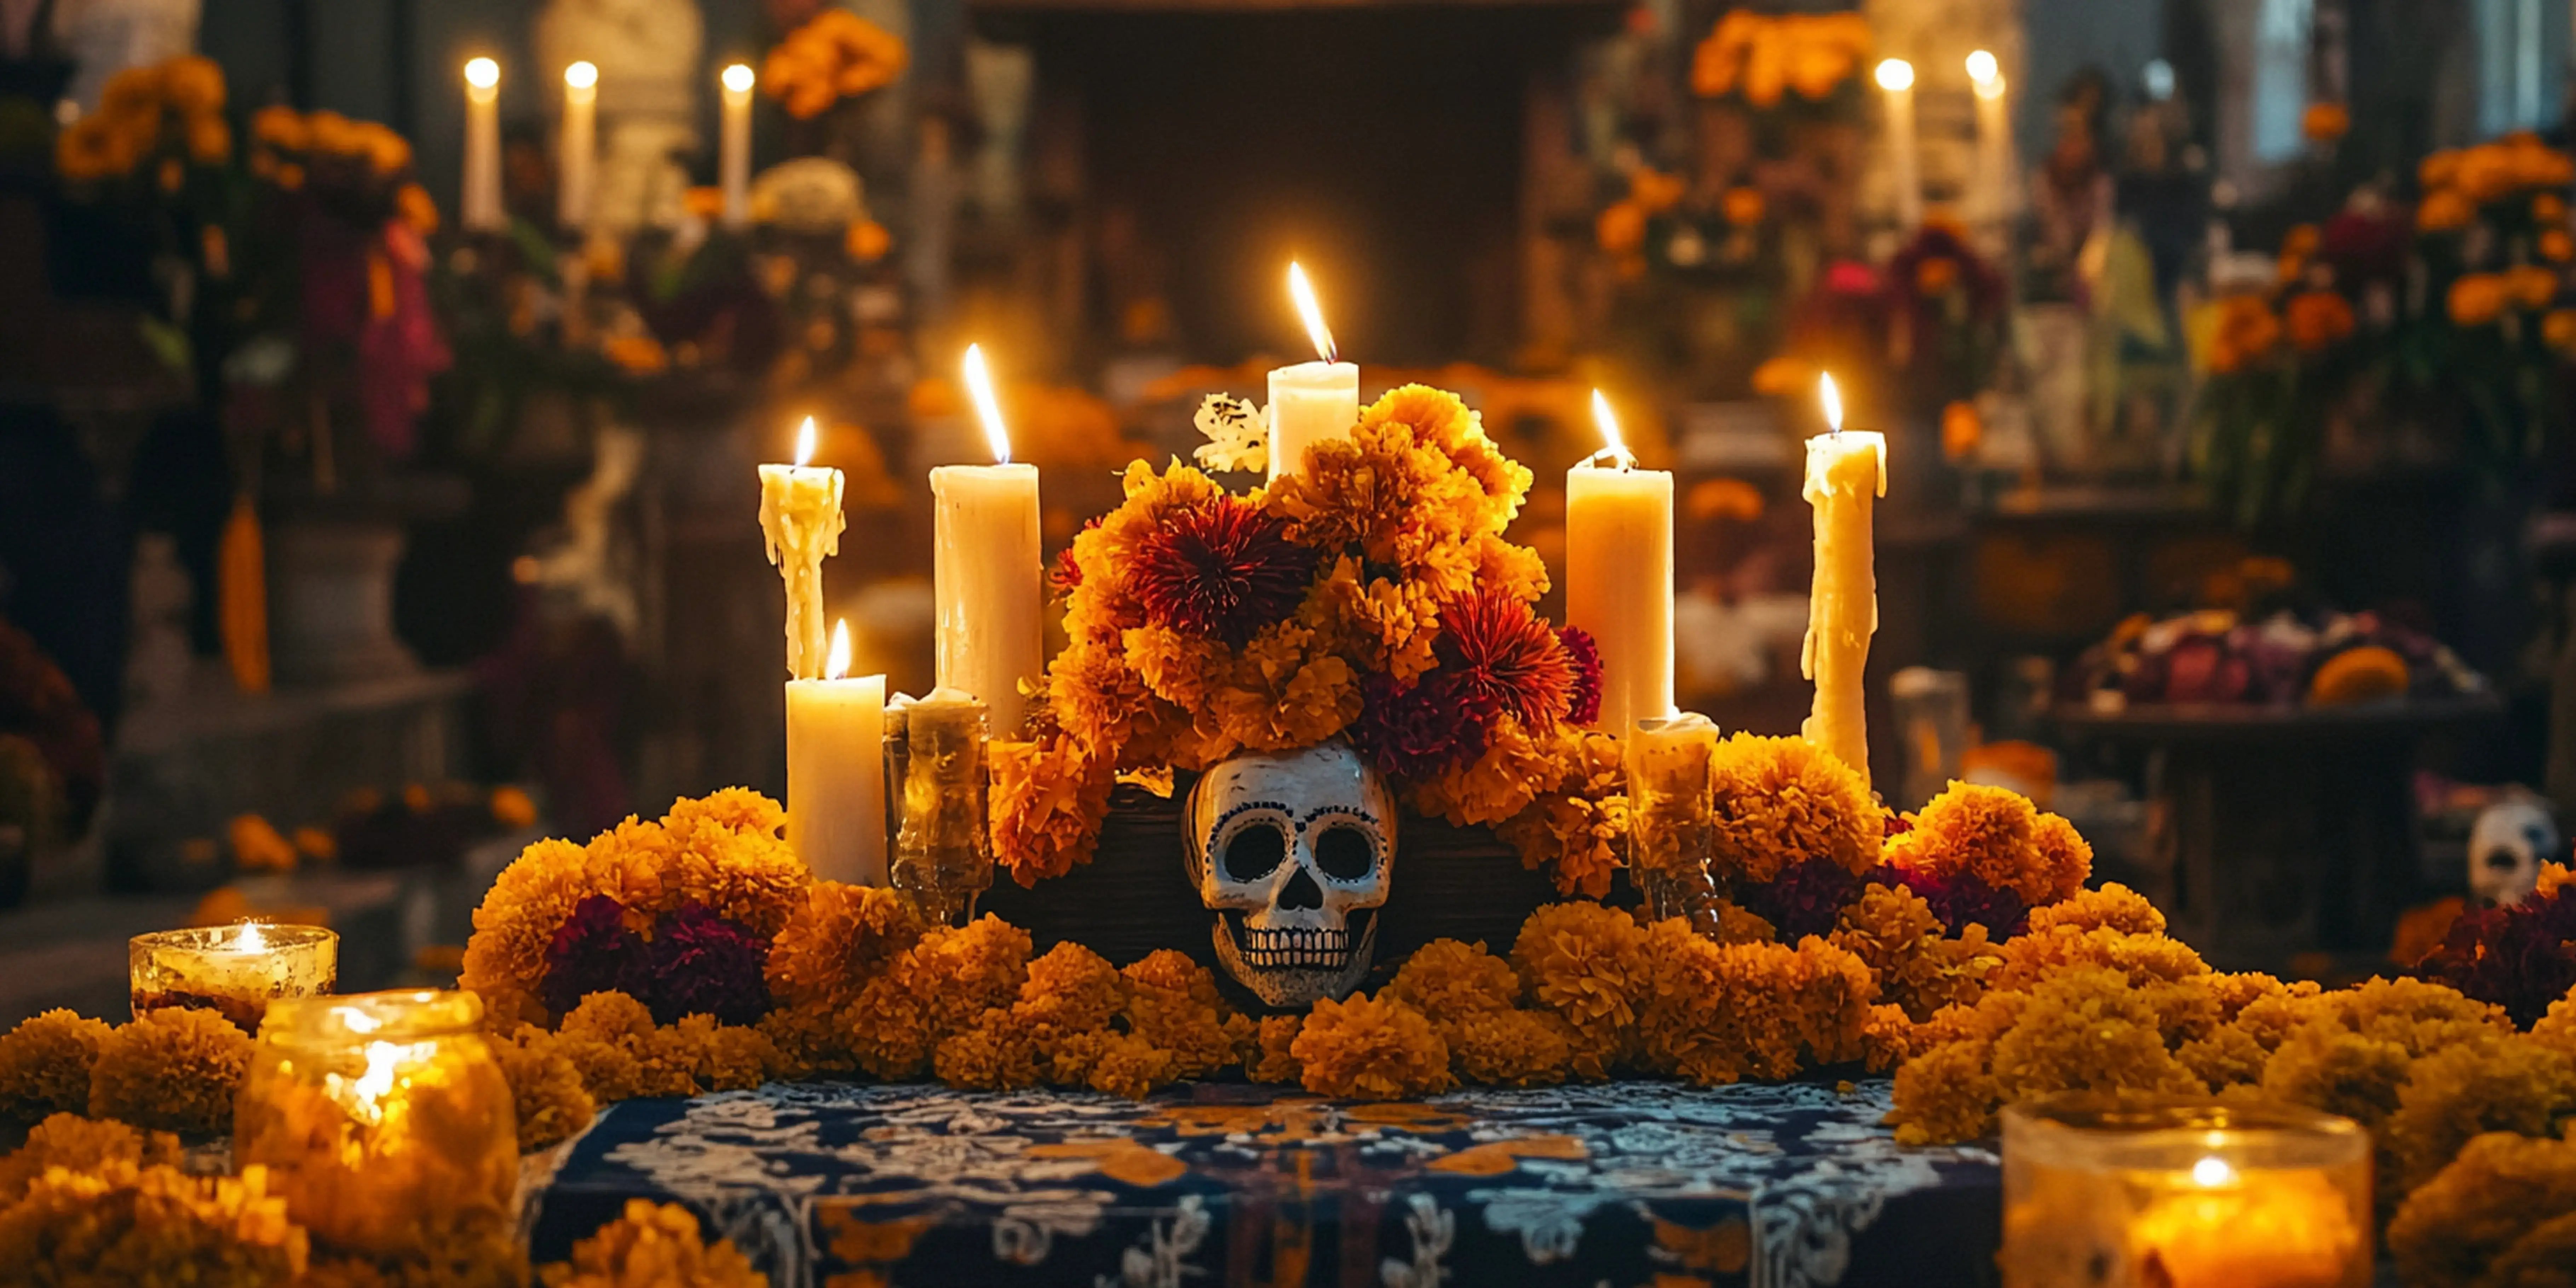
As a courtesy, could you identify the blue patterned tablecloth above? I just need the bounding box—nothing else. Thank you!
[523,1080,2000,1288]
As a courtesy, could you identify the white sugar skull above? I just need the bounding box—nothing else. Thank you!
[1184,742,1395,1009]
[2470,800,2558,907]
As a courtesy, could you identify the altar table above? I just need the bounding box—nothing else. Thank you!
[522,1079,2000,1288]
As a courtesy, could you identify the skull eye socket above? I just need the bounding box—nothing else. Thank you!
[1312,824,1376,882]
[1221,821,1288,882]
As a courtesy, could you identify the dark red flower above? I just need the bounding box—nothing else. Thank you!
[1871,862,2029,937]
[2416,887,2576,1027]
[1351,671,1499,780]
[542,895,651,1018]
[1557,626,1603,726]
[645,905,773,1026]
[1437,590,1578,730]
[1051,543,1085,597]
[1741,856,1864,939]
[1129,496,1315,646]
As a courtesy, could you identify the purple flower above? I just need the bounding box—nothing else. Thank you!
[1350,671,1499,780]
[1558,626,1604,728]
[1740,857,1864,939]
[645,905,773,1026]
[542,895,652,1018]
[2417,887,2576,1027]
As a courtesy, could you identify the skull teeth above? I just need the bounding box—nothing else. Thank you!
[1238,927,1351,969]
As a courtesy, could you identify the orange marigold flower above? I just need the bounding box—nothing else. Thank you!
[0,1011,113,1123]
[2284,289,2357,352]
[2511,264,2563,310]
[1491,729,1628,898]
[2544,308,2576,356]
[1831,883,2000,1023]
[2417,188,2476,234]
[1940,400,1982,461]
[1445,1009,1577,1087]
[2300,102,2350,143]
[2419,149,2464,191]
[1723,185,1766,227]
[542,1198,765,1288]
[1707,733,1882,885]
[1290,992,1454,1100]
[764,881,923,1016]
[1389,939,1523,1015]
[1884,781,2091,907]
[87,1007,252,1138]
[2450,272,2512,326]
[1750,354,1811,396]
[2207,295,2282,373]
[1629,168,1685,214]
[1250,1015,1304,1084]
[2537,193,2568,223]
[1512,902,1650,1058]
[2542,229,2575,264]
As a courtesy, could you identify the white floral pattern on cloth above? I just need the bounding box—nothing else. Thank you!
[523,1079,1998,1288]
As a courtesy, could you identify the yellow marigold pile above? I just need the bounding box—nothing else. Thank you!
[462,789,813,1027]
[1706,734,1881,884]
[0,1159,307,1287]
[86,1006,252,1138]
[55,56,231,182]
[1491,730,1630,897]
[491,1025,600,1151]
[0,1114,180,1204]
[1389,938,1580,1087]
[537,1198,765,1288]
[1885,781,2091,908]
[550,992,780,1104]
[761,9,909,120]
[0,1009,111,1122]
[2389,1125,2576,1288]
[1290,992,1455,1099]
[1831,884,1999,1022]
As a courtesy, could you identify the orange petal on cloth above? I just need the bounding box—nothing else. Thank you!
[1024,1139,1188,1188]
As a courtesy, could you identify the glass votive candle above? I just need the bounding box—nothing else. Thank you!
[234,989,518,1258]
[130,923,339,1032]
[2001,1093,2371,1288]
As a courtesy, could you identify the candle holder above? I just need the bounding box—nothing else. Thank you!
[890,692,993,926]
[2001,1093,2370,1288]
[130,923,338,1033]
[1628,713,1725,936]
[234,989,517,1258]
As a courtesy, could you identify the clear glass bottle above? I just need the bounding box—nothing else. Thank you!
[234,989,517,1258]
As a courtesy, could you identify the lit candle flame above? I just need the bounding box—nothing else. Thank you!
[233,921,268,953]
[1287,262,1339,364]
[1819,373,1844,434]
[1590,389,1634,467]
[962,344,1012,464]
[1874,58,1914,92]
[564,61,598,91]
[2190,1156,2236,1187]
[721,63,755,95]
[464,57,500,92]
[1965,50,1997,85]
[794,416,817,467]
[826,619,852,681]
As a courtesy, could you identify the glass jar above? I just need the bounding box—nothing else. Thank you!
[130,923,338,1032]
[2001,1093,2370,1288]
[234,989,517,1257]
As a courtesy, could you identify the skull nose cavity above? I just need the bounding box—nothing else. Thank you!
[1222,821,1287,882]
[1277,865,1325,911]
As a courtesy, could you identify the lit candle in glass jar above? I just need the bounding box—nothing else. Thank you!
[130,922,338,1033]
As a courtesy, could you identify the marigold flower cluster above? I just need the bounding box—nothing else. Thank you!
[0,1157,308,1287]
[54,56,231,182]
[1830,884,1999,1023]
[1707,734,1882,885]
[1689,10,1873,106]
[489,1026,600,1152]
[536,1198,766,1288]
[761,9,909,120]
[462,790,812,1028]
[994,385,1606,891]
[2388,1125,2576,1288]
[1880,780,2092,931]
[0,1009,111,1122]
[1289,992,1456,1099]
[86,1006,253,1138]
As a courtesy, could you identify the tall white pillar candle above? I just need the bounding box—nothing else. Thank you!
[462,58,505,232]
[1800,375,1885,787]
[936,345,1043,735]
[787,621,888,885]
[720,63,755,230]
[1564,390,1675,744]
[558,61,597,232]
[1968,52,2016,227]
[1266,261,1359,483]
[1876,58,1922,232]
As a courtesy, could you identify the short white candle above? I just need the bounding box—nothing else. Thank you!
[1801,374,1885,787]
[1266,261,1359,484]
[719,63,755,230]
[933,345,1043,735]
[558,61,597,232]
[462,58,505,232]
[758,417,846,681]
[787,620,888,885]
[1876,58,1922,231]
[1564,390,1675,743]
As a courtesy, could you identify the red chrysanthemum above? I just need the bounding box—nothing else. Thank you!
[1437,589,1576,730]
[1351,671,1500,780]
[1128,495,1316,646]
[1557,626,1603,726]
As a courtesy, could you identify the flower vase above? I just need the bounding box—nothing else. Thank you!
[889,692,991,925]
[1630,715,1725,938]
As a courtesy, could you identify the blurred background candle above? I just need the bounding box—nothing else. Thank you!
[558,61,597,232]
[461,57,504,232]
[1967,51,2016,229]
[1565,390,1674,742]
[788,621,887,885]
[932,345,1041,735]
[1875,58,1921,231]
[759,417,846,681]
[2002,1094,2369,1288]
[1267,261,1360,483]
[130,923,338,1032]
[1801,374,1884,787]
[720,63,755,230]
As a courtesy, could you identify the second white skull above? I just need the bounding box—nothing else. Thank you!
[1183,741,1395,1009]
